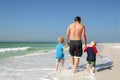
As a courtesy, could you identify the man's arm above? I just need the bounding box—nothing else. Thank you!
[82,25,87,48]
[65,26,70,47]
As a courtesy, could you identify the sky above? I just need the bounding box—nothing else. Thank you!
[0,0,120,42]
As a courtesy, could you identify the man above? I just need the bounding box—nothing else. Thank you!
[65,16,87,72]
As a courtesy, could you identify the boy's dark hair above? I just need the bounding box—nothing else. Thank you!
[74,16,81,22]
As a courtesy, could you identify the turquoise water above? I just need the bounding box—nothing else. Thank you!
[0,42,57,58]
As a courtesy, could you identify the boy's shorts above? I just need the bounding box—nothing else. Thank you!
[56,58,64,63]
[88,61,96,67]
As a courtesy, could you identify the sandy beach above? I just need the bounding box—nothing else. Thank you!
[53,43,120,80]
[96,43,120,80]
[0,43,119,80]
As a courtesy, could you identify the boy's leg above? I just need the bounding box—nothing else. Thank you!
[86,63,90,73]
[61,59,65,68]
[90,61,96,73]
[91,67,95,73]
[56,59,60,72]
[56,62,59,72]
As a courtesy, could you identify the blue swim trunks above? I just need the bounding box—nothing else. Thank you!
[56,44,64,59]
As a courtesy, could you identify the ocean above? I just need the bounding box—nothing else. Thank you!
[0,42,57,58]
[0,42,111,80]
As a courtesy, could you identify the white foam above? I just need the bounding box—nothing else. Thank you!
[0,47,30,53]
[113,45,120,48]
[41,78,50,80]
[53,77,58,80]
[10,50,54,59]
[40,68,55,71]
[11,52,43,58]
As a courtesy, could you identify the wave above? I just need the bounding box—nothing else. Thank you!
[0,47,31,53]
[10,50,55,59]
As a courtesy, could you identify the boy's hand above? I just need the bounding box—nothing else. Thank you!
[100,55,103,58]
[64,44,69,48]
[83,46,87,52]
[83,45,87,49]
[98,54,102,58]
[97,53,102,58]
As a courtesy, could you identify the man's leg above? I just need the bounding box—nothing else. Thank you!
[73,57,80,73]
[70,56,74,67]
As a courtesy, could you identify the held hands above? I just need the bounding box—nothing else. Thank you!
[83,44,87,51]
[64,44,69,48]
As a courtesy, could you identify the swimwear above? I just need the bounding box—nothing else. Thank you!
[88,61,96,67]
[56,44,64,59]
[56,58,64,63]
[85,46,97,62]
[84,46,98,67]
[69,40,83,57]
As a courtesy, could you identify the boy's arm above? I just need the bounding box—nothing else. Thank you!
[96,53,102,58]
[93,46,102,58]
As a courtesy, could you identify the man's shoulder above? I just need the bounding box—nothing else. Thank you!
[69,23,74,27]
[79,23,85,27]
[68,23,85,28]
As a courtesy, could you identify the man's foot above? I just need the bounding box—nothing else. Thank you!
[73,69,78,73]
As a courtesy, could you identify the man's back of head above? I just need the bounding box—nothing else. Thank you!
[74,16,81,23]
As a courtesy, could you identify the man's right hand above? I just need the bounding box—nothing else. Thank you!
[64,44,69,48]
[83,45,87,49]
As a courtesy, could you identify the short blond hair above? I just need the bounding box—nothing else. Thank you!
[91,41,97,46]
[58,36,64,43]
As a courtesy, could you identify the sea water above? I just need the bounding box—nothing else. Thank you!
[0,42,57,58]
[0,42,112,80]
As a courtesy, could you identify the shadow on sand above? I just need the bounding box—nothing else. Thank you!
[96,61,113,72]
[76,61,113,72]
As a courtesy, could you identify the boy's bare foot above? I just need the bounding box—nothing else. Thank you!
[85,69,90,73]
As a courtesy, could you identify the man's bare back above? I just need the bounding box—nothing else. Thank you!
[68,22,84,40]
[66,21,86,46]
